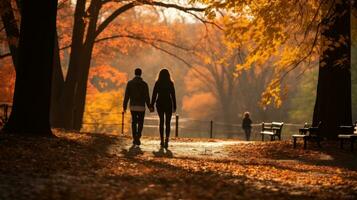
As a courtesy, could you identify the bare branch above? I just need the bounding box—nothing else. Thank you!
[95,0,208,38]
[141,0,206,12]
[95,2,136,37]
[61,33,194,52]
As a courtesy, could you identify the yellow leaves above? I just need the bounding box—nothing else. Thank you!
[260,78,283,108]
[83,89,131,135]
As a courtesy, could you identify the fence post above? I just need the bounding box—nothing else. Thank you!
[175,114,179,137]
[121,111,125,135]
[210,120,213,138]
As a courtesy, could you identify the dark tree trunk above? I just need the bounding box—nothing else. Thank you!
[1,0,20,70]
[58,0,101,131]
[72,1,101,131]
[57,0,87,130]
[2,0,58,136]
[313,0,352,139]
[1,0,65,129]
[50,34,65,128]
[72,49,93,130]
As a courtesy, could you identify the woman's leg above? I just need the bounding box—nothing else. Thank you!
[164,110,172,148]
[157,108,165,146]
[165,111,172,138]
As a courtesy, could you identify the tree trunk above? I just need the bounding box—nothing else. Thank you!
[56,0,102,131]
[1,0,20,70]
[57,0,87,130]
[50,34,65,128]
[2,0,58,136]
[72,49,93,130]
[313,0,352,139]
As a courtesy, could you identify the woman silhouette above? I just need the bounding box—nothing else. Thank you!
[151,69,177,148]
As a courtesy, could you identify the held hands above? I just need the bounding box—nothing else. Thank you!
[149,106,155,113]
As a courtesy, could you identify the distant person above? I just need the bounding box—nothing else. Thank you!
[151,69,177,149]
[123,68,153,147]
[242,112,252,141]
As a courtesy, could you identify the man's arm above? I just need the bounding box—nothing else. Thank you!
[150,82,158,107]
[123,82,130,112]
[145,83,151,109]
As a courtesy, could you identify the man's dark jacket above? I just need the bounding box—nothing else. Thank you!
[123,76,150,111]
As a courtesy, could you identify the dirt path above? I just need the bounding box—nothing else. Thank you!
[1,132,357,199]
[110,137,250,158]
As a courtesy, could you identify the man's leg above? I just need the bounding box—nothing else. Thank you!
[131,111,138,145]
[136,111,145,145]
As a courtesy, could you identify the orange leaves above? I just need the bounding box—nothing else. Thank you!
[88,65,127,91]
[1,132,357,199]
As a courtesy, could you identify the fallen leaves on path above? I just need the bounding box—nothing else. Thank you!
[0,131,356,199]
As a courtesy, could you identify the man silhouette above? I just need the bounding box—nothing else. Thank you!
[123,68,152,146]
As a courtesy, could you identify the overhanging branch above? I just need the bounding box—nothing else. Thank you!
[95,0,207,38]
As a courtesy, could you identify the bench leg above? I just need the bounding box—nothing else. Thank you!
[293,138,297,148]
[303,137,307,149]
[340,139,344,149]
[271,135,274,141]
[261,134,264,141]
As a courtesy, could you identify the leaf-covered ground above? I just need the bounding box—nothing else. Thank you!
[0,131,357,199]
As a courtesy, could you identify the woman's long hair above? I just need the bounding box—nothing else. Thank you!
[156,68,173,84]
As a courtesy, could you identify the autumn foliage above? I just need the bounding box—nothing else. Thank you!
[0,132,356,199]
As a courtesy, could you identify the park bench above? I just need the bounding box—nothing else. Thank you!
[292,121,322,149]
[338,121,357,152]
[260,122,284,141]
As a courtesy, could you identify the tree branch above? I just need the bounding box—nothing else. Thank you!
[95,2,137,38]
[95,0,207,38]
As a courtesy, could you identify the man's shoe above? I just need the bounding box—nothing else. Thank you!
[160,138,164,147]
[164,138,169,149]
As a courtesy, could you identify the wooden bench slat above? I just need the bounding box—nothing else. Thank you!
[261,122,284,141]
[292,122,322,149]
[338,121,357,152]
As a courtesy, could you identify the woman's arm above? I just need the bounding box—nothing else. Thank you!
[151,82,158,107]
[171,82,177,112]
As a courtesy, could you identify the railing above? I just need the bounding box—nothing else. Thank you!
[82,112,305,141]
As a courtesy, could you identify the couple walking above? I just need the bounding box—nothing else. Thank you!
[123,68,176,149]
